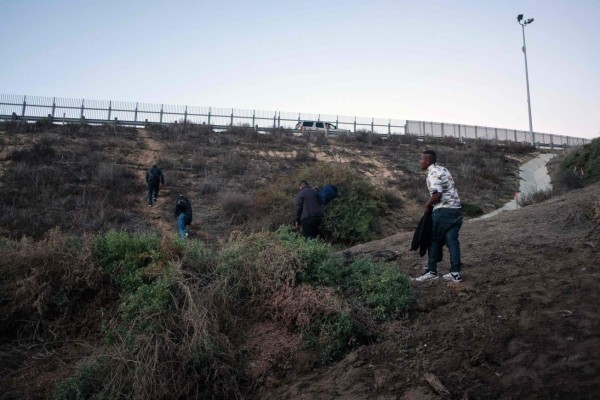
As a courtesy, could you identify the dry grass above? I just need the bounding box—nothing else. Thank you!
[0,229,112,340]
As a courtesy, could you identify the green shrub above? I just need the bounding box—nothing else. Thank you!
[92,230,161,293]
[295,164,386,244]
[462,202,484,217]
[303,311,356,364]
[120,274,172,331]
[561,137,600,183]
[586,138,600,182]
[276,226,342,286]
[343,258,414,321]
[54,359,105,400]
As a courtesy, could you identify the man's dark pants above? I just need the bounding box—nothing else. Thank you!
[148,182,160,205]
[301,216,322,239]
[427,208,463,274]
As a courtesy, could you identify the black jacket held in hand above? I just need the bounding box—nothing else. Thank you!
[411,211,433,257]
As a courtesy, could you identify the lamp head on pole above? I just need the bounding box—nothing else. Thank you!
[517,14,534,26]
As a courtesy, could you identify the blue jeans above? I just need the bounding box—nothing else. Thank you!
[177,213,188,238]
[148,183,160,205]
[428,208,463,274]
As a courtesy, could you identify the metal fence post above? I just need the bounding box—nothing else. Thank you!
[108,101,112,121]
[252,110,255,129]
[388,119,391,136]
[494,128,498,142]
[159,104,163,124]
[21,95,27,117]
[51,97,56,118]
[353,117,356,134]
[277,112,280,128]
[441,122,445,137]
[184,106,188,125]
[230,108,234,126]
[208,107,211,125]
[134,102,138,122]
[273,112,276,128]
[514,129,517,143]
[336,115,339,129]
[370,118,374,146]
[474,126,478,140]
[80,99,85,119]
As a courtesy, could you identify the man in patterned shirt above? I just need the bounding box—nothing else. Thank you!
[415,150,464,282]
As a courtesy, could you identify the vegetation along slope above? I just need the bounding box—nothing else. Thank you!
[1,120,598,399]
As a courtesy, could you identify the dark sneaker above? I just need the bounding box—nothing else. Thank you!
[415,271,439,282]
[443,272,462,282]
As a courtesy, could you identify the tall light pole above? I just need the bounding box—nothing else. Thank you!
[517,14,535,146]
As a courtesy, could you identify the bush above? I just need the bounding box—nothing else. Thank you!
[54,359,105,400]
[221,192,252,224]
[561,137,600,184]
[95,162,136,192]
[462,202,484,217]
[303,311,356,364]
[276,227,342,286]
[343,258,414,321]
[294,164,387,244]
[7,142,56,164]
[0,230,108,339]
[92,230,161,293]
[221,151,248,176]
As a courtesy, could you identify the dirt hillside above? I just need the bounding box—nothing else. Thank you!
[2,124,597,399]
[256,183,600,400]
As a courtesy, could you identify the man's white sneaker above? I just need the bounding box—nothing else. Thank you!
[443,272,462,282]
[415,271,439,282]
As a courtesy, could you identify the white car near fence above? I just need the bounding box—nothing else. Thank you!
[294,120,351,136]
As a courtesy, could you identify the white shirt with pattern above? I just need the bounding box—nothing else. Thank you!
[426,164,462,210]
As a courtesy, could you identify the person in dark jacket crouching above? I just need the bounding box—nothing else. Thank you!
[174,194,193,238]
[295,180,323,239]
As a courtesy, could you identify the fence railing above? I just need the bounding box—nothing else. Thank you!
[0,94,591,148]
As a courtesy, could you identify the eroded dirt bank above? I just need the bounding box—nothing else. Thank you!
[256,183,600,400]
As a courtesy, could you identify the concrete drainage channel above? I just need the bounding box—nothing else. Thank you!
[472,153,556,221]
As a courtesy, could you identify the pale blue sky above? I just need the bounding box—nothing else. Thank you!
[1,0,598,138]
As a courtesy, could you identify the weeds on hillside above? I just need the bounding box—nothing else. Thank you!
[0,228,414,398]
[559,137,600,184]
[0,229,111,340]
[0,127,146,238]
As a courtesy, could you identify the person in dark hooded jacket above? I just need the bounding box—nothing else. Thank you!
[295,180,323,239]
[146,164,165,206]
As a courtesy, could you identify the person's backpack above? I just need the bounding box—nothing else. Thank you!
[317,184,338,205]
[176,195,189,209]
[176,196,193,223]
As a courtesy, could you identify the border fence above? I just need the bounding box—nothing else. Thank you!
[0,94,591,148]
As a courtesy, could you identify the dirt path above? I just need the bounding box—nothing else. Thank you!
[135,130,177,238]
